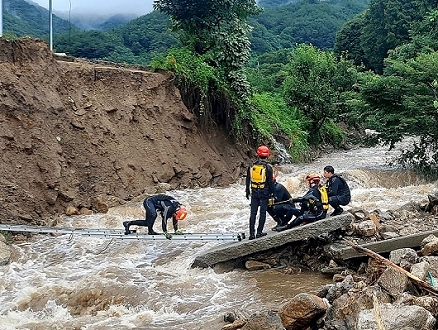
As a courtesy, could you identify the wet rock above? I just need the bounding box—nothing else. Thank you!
[421,234,438,248]
[325,275,355,302]
[324,285,392,329]
[221,319,246,330]
[410,261,430,281]
[380,231,399,239]
[0,240,11,265]
[223,312,236,323]
[353,220,377,237]
[350,208,369,221]
[245,260,271,271]
[91,195,109,213]
[241,311,284,330]
[65,205,80,215]
[377,267,409,297]
[421,256,438,278]
[79,207,93,215]
[412,296,438,316]
[389,248,418,266]
[421,235,438,256]
[278,293,329,329]
[356,303,436,330]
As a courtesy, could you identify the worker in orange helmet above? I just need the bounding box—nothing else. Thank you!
[276,173,328,232]
[123,194,187,235]
[245,145,276,240]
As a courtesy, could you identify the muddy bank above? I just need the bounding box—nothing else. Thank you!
[0,38,251,225]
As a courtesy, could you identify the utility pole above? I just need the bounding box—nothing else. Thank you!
[49,0,53,50]
[0,0,3,37]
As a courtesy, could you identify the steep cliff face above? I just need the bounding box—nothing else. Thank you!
[0,38,251,225]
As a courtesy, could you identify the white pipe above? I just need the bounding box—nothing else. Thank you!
[49,0,53,50]
[0,0,3,37]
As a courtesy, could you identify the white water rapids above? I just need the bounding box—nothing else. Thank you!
[1,142,437,330]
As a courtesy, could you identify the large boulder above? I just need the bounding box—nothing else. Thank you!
[357,303,436,329]
[278,293,329,330]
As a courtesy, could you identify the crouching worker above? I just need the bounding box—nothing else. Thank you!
[276,173,328,232]
[268,174,301,231]
[123,194,188,235]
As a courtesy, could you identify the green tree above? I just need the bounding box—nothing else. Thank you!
[54,31,121,58]
[361,50,438,174]
[337,0,422,74]
[154,0,261,103]
[334,13,366,66]
[282,44,359,145]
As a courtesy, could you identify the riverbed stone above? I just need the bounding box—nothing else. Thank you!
[421,256,438,278]
[245,260,271,271]
[352,220,377,237]
[389,248,418,265]
[410,261,430,281]
[241,310,284,330]
[377,267,409,297]
[278,293,329,330]
[356,303,436,330]
[421,239,438,256]
[0,241,11,265]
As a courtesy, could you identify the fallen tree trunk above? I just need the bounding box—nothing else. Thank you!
[343,239,438,297]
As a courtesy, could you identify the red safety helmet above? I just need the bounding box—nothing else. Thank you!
[174,206,188,221]
[257,145,270,158]
[305,173,320,186]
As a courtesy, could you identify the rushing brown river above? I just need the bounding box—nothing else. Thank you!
[1,141,437,329]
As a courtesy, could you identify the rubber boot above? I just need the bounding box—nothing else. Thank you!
[148,227,159,235]
[123,221,130,235]
[276,225,288,232]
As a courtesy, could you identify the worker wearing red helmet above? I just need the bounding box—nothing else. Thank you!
[245,145,276,240]
[276,173,328,231]
[123,194,187,235]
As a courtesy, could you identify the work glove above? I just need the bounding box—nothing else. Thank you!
[164,232,172,240]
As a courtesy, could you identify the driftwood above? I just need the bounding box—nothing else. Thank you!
[343,239,438,297]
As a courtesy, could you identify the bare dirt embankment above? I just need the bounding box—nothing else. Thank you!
[0,38,251,225]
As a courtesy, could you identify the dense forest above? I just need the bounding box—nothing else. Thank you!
[2,0,369,63]
[2,0,438,175]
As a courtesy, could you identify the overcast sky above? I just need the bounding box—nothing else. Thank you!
[32,0,154,16]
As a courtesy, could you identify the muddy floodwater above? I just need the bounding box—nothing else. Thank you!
[1,142,437,329]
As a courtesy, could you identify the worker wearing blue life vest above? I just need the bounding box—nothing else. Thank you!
[123,194,187,235]
[245,145,276,240]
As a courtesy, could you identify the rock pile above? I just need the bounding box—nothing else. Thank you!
[222,194,438,329]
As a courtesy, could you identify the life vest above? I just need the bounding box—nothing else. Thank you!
[318,185,329,210]
[250,163,267,189]
[304,186,329,211]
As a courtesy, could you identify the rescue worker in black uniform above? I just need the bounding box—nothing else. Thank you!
[276,173,328,231]
[123,194,188,235]
[323,165,351,216]
[268,175,301,231]
[245,145,276,240]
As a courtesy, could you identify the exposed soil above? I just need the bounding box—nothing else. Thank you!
[0,38,252,226]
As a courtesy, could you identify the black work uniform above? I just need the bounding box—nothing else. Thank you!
[245,160,276,237]
[326,175,351,210]
[268,182,301,226]
[278,185,327,231]
[129,194,180,234]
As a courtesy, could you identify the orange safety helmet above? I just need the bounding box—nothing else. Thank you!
[305,173,320,186]
[174,206,188,221]
[257,145,270,158]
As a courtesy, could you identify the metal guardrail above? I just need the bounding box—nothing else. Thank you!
[0,224,243,241]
